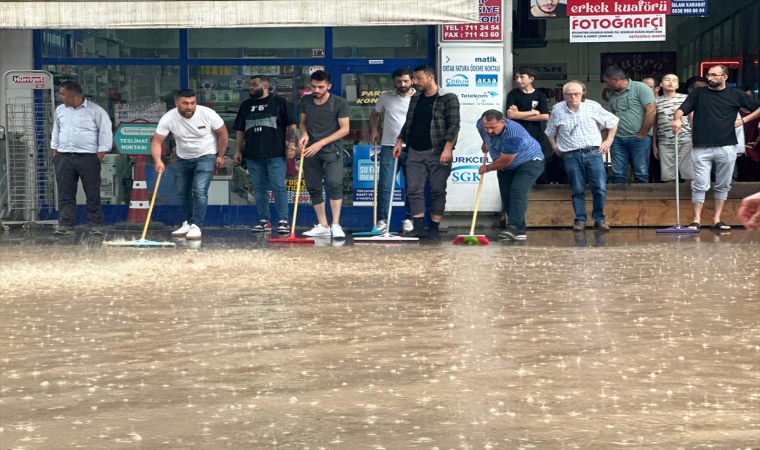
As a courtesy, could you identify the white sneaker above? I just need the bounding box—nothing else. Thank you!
[303,224,331,237]
[331,224,346,239]
[376,220,388,232]
[172,221,191,237]
[403,219,414,232]
[185,224,202,240]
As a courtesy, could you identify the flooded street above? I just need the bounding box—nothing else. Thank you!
[1,229,759,449]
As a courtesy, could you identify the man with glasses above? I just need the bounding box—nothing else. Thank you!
[602,65,656,183]
[545,82,619,232]
[673,65,760,231]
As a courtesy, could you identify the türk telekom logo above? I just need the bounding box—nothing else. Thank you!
[12,76,46,84]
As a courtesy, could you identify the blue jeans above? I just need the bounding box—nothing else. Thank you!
[610,135,651,183]
[564,149,607,224]
[377,146,412,222]
[173,154,216,227]
[247,157,288,223]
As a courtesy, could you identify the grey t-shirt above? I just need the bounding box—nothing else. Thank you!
[299,94,350,146]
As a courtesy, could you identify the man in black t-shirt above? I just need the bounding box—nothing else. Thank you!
[674,65,760,231]
[233,76,297,234]
[507,66,551,184]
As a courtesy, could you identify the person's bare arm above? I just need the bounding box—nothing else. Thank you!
[479,153,516,174]
[523,113,550,122]
[546,135,562,157]
[150,133,168,173]
[636,102,655,138]
[233,130,245,164]
[369,110,381,145]
[600,124,618,154]
[214,125,229,169]
[507,108,539,120]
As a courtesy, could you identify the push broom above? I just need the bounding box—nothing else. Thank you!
[353,144,396,236]
[657,134,700,236]
[269,151,314,244]
[354,155,418,243]
[104,171,175,247]
[452,157,490,245]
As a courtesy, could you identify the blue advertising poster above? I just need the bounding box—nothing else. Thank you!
[670,0,707,15]
[352,145,404,207]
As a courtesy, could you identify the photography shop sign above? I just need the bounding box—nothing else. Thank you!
[0,0,480,28]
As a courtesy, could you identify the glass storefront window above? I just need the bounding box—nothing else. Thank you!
[340,72,395,142]
[333,26,427,59]
[41,30,180,59]
[188,28,324,59]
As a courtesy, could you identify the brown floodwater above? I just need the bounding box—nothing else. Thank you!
[1,228,759,449]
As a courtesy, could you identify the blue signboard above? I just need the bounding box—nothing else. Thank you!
[670,0,707,16]
[352,145,405,207]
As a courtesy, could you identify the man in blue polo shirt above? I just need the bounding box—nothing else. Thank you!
[477,110,544,240]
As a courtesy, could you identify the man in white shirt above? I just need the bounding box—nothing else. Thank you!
[369,68,415,232]
[150,90,229,240]
[545,82,619,232]
[51,80,113,235]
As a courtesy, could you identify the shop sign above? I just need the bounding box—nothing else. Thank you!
[113,122,157,156]
[570,14,666,42]
[517,63,567,80]
[670,0,707,15]
[442,0,503,42]
[439,46,503,212]
[352,145,404,207]
[600,52,677,82]
[7,71,52,90]
[567,0,670,15]
[275,177,312,205]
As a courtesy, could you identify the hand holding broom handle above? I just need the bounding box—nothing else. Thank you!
[372,144,378,227]
[141,171,163,241]
[469,157,488,236]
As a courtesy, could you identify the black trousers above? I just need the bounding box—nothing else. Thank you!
[53,152,103,226]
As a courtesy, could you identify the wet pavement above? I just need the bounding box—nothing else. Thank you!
[1,227,759,449]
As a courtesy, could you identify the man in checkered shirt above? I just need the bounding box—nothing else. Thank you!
[545,82,619,232]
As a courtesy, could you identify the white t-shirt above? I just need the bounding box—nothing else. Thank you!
[375,89,415,146]
[156,105,225,159]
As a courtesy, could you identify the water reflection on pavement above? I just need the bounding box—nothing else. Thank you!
[1,227,758,448]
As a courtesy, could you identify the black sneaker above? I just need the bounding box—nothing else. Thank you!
[501,226,526,241]
[54,225,73,235]
[252,220,272,232]
[422,221,441,242]
[277,220,290,234]
[411,217,426,238]
[88,226,104,236]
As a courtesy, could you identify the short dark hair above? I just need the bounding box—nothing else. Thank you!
[686,76,707,89]
[391,68,412,79]
[413,65,436,79]
[176,89,196,100]
[481,109,503,122]
[602,65,627,80]
[250,75,270,86]
[515,66,536,79]
[60,80,83,96]
[310,70,331,83]
[712,65,729,77]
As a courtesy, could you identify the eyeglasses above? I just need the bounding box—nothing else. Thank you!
[706,72,726,78]
[609,95,630,114]
[565,92,582,97]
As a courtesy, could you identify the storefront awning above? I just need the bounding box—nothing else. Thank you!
[0,0,479,29]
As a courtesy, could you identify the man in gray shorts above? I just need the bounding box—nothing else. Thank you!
[674,65,760,231]
[298,70,350,239]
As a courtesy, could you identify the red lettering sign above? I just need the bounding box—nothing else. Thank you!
[567,0,670,16]
[442,0,502,42]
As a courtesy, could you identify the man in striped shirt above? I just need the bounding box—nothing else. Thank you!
[545,82,619,232]
[477,110,544,240]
